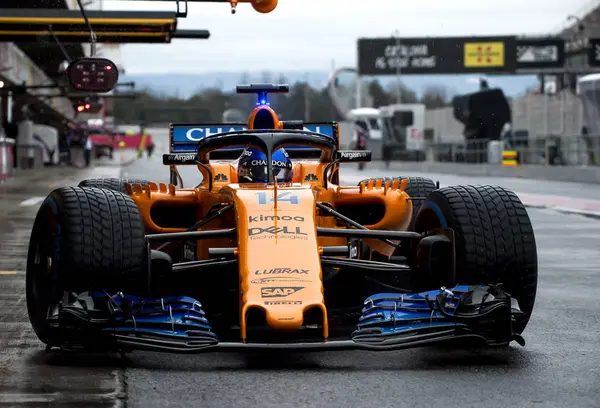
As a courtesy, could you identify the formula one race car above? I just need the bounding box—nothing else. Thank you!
[26,84,538,354]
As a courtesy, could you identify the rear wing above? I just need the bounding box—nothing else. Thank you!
[169,122,339,159]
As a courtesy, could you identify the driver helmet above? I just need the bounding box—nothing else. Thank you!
[237,147,293,183]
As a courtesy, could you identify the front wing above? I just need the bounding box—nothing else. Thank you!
[51,284,525,353]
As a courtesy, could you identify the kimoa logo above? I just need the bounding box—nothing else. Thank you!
[261,287,304,298]
[249,215,304,223]
[255,268,309,274]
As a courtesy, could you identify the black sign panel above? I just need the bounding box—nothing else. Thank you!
[515,38,564,69]
[589,39,600,66]
[358,36,516,75]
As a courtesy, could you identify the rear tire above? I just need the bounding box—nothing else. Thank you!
[26,187,148,346]
[412,185,538,333]
[78,177,150,193]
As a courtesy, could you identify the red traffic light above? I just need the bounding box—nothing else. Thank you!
[66,58,119,93]
[74,102,103,114]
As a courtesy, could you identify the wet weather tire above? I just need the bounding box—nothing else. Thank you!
[412,185,538,333]
[78,177,150,193]
[26,187,148,346]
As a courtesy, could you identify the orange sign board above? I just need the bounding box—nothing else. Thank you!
[464,42,505,67]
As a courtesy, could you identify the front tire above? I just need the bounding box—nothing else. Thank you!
[26,187,148,346]
[412,185,538,333]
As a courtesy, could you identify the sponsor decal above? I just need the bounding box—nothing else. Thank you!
[463,42,505,67]
[256,191,299,205]
[248,226,308,240]
[250,277,311,284]
[163,153,198,164]
[261,287,304,298]
[250,159,293,169]
[340,151,368,160]
[255,268,309,275]
[248,215,304,223]
[185,127,246,141]
[264,301,303,306]
[214,173,228,182]
[304,173,318,182]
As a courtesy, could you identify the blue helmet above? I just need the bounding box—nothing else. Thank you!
[238,147,293,183]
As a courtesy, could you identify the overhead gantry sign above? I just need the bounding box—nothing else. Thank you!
[0,8,209,43]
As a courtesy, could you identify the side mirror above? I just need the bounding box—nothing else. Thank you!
[66,58,119,93]
[335,150,372,162]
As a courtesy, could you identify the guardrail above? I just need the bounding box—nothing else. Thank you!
[377,134,600,184]
[427,134,600,166]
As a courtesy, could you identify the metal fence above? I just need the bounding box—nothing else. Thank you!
[426,133,600,166]
[426,90,584,145]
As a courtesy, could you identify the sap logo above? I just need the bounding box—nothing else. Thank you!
[185,127,247,141]
[255,268,309,275]
[248,215,304,223]
[261,287,304,298]
[248,226,307,238]
[256,192,299,205]
[304,174,318,182]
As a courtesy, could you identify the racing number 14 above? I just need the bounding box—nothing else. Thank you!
[256,192,299,205]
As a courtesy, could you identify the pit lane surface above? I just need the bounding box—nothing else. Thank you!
[120,153,600,408]
[1,150,599,407]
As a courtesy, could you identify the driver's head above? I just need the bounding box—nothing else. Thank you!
[237,147,293,183]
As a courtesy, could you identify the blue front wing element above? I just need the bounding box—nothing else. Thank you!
[352,285,524,348]
[93,292,218,352]
[56,284,522,352]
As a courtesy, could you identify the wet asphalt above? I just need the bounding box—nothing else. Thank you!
[1,153,599,407]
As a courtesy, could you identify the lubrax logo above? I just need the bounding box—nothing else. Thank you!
[255,268,309,275]
[248,215,304,223]
[248,226,308,240]
[261,287,304,298]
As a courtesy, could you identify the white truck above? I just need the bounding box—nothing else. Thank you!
[339,104,426,161]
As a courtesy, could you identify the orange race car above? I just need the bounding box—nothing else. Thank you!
[25,84,538,354]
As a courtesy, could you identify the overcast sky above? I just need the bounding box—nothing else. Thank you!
[102,0,593,73]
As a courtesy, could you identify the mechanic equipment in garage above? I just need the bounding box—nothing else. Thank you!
[26,82,538,355]
[453,88,511,163]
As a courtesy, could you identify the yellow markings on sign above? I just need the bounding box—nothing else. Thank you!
[464,42,505,67]
[0,271,17,275]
